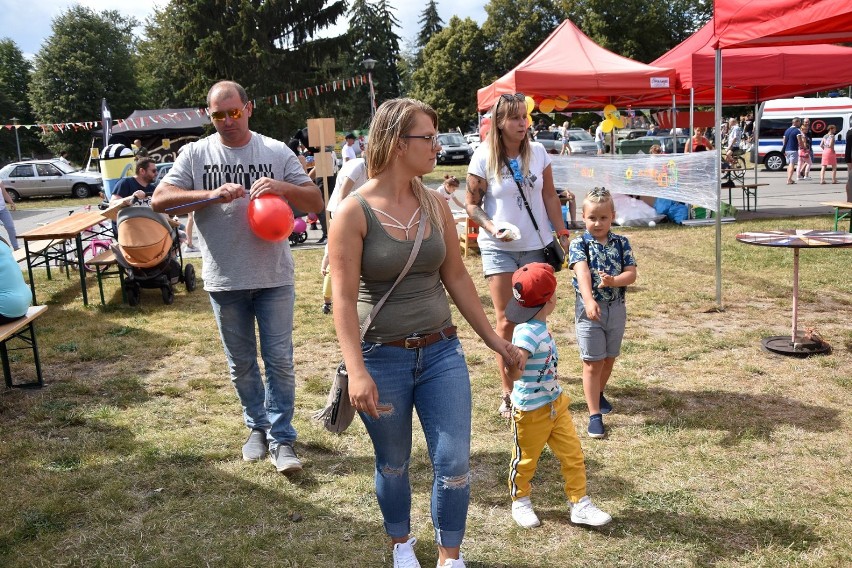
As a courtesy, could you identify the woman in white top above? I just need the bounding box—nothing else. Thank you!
[466,93,569,416]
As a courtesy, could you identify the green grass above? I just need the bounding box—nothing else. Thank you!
[0,215,850,566]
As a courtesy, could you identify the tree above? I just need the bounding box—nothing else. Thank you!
[0,39,45,162]
[572,0,711,62]
[29,6,140,162]
[347,0,402,126]
[481,0,567,79]
[137,0,349,140]
[409,17,490,132]
[417,1,444,49]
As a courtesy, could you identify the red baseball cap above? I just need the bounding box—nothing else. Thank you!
[505,262,557,323]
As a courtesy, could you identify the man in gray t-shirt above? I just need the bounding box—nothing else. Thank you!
[152,81,323,475]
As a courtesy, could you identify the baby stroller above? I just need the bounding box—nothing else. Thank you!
[113,207,196,306]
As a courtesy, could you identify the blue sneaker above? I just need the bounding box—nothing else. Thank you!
[599,393,612,415]
[588,414,605,438]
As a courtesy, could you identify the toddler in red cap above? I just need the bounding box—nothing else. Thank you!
[503,262,612,529]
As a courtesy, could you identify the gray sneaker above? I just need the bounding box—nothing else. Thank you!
[242,428,268,461]
[269,442,303,474]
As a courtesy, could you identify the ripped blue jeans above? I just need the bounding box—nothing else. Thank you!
[359,335,472,548]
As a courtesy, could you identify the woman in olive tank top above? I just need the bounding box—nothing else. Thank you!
[329,98,520,568]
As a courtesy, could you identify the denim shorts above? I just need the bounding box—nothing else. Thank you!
[574,295,627,361]
[480,247,546,277]
[785,150,798,165]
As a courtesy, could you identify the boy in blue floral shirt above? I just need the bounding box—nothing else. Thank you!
[568,188,637,438]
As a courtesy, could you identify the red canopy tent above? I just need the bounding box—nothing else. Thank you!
[714,0,852,48]
[642,20,852,106]
[477,19,676,112]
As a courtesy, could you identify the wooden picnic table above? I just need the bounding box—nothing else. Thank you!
[821,201,852,232]
[18,210,108,306]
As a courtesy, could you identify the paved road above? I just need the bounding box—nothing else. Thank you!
[7,168,850,255]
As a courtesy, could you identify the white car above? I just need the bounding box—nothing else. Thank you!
[464,133,481,151]
[0,159,103,201]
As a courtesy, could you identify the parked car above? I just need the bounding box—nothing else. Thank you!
[533,131,562,153]
[464,133,481,151]
[0,159,103,201]
[618,135,690,155]
[563,129,599,155]
[436,133,474,165]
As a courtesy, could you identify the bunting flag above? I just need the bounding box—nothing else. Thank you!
[2,74,370,132]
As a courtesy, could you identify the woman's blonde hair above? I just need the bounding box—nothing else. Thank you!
[485,95,531,186]
[367,98,444,235]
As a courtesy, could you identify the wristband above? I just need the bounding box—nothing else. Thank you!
[557,229,570,238]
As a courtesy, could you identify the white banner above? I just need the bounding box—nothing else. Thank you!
[550,151,720,211]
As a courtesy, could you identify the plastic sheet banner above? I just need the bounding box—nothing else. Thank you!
[550,151,720,211]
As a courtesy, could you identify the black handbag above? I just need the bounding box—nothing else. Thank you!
[313,208,427,434]
[504,157,565,271]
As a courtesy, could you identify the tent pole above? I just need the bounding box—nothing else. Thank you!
[714,49,723,310]
[753,102,760,185]
[690,89,694,143]
[672,94,678,154]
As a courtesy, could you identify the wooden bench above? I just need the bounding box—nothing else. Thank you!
[0,305,48,388]
[12,239,55,264]
[821,201,852,232]
[86,248,126,305]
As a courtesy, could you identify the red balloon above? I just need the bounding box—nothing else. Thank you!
[248,194,295,241]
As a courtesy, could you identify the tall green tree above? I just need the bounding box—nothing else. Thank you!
[0,39,45,162]
[481,0,567,79]
[417,1,444,49]
[572,0,711,62]
[409,17,489,132]
[137,0,349,140]
[29,6,140,162]
[348,0,402,126]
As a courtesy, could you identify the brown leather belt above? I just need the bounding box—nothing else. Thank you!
[383,326,457,349]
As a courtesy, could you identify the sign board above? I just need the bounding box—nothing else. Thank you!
[307,118,336,151]
[313,151,335,178]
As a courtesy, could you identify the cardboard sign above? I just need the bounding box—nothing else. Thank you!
[313,151,335,178]
[307,118,336,151]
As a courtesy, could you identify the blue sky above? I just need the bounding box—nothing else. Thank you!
[3,0,488,59]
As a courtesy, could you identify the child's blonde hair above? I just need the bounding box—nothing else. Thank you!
[583,187,615,212]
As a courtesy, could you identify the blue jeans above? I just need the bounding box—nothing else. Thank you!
[209,286,297,445]
[360,336,472,548]
[0,208,18,250]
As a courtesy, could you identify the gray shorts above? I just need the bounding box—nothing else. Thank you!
[785,150,799,165]
[574,295,627,361]
[480,247,546,277]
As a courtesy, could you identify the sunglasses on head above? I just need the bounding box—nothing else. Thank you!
[589,187,610,198]
[209,101,250,122]
[497,93,525,112]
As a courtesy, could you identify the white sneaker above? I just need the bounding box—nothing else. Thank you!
[436,553,465,567]
[393,537,421,568]
[511,496,541,528]
[570,496,612,527]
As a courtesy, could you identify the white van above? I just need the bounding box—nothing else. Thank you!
[757,97,852,171]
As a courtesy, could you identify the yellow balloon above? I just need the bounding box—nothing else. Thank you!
[600,119,614,133]
[525,96,535,114]
[526,113,533,128]
[539,98,555,114]
[553,97,569,111]
[613,116,625,128]
[603,104,617,116]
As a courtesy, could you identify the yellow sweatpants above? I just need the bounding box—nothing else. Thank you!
[322,267,332,300]
[509,392,587,503]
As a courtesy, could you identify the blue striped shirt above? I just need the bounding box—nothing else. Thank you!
[511,320,561,411]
